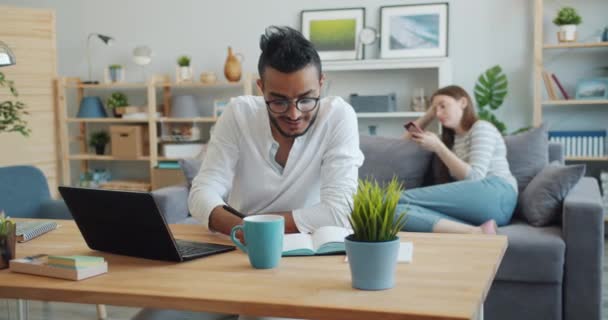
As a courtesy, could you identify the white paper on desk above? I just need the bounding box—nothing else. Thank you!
[344,242,413,263]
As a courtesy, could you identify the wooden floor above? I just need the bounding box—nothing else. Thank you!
[0,240,607,320]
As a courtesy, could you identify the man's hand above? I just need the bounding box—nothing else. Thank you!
[209,205,244,237]
[411,131,444,153]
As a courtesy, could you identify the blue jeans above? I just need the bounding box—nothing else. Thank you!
[395,176,517,232]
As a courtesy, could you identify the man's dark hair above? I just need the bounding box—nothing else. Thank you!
[258,26,322,79]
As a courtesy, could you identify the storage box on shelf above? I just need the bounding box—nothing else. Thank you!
[56,75,253,190]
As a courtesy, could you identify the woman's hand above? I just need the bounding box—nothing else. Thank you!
[411,131,444,153]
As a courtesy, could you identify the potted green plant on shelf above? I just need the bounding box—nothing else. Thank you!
[553,7,582,42]
[176,55,192,83]
[89,131,110,155]
[345,177,407,291]
[0,212,16,269]
[107,64,124,83]
[0,72,30,137]
[106,92,128,117]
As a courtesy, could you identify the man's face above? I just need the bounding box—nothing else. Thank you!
[257,65,324,139]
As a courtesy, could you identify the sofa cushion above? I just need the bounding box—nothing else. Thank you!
[359,135,433,189]
[179,158,202,187]
[496,220,565,283]
[504,125,549,193]
[520,163,585,227]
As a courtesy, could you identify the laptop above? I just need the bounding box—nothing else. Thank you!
[58,186,235,262]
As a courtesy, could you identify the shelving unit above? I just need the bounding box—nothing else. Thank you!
[533,0,608,163]
[56,75,253,188]
[323,57,452,137]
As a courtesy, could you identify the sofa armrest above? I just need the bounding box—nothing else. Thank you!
[562,177,604,320]
[151,185,190,224]
[38,199,72,219]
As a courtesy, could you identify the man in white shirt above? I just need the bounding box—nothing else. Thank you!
[189,26,364,237]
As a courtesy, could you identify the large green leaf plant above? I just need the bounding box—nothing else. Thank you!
[474,65,508,134]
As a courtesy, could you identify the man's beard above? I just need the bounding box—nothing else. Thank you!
[268,109,319,139]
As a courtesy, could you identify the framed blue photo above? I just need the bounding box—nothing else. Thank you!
[575,78,608,100]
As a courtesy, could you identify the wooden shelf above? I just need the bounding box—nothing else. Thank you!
[157,82,244,89]
[68,154,150,161]
[67,118,150,123]
[156,117,217,123]
[323,58,450,71]
[357,112,424,119]
[565,156,608,162]
[542,100,608,106]
[65,83,147,89]
[543,42,608,50]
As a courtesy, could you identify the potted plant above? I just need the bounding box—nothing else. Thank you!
[0,212,16,269]
[0,72,30,136]
[176,55,192,82]
[345,178,407,290]
[106,92,128,117]
[107,64,124,83]
[553,7,582,42]
[89,131,110,155]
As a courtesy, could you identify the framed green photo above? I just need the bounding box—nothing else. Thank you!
[301,8,365,61]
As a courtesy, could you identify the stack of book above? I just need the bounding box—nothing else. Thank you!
[10,255,107,280]
[542,71,569,100]
[548,131,606,158]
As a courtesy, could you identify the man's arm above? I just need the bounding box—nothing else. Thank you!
[292,101,364,233]
[188,102,240,229]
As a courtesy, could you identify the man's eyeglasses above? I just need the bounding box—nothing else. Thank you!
[265,96,320,114]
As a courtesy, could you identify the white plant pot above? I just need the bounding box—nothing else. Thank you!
[178,66,193,82]
[558,24,577,42]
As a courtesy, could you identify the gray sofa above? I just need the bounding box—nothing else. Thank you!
[152,132,604,320]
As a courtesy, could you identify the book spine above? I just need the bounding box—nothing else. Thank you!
[551,74,569,99]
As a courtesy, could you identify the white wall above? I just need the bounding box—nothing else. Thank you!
[1,0,606,132]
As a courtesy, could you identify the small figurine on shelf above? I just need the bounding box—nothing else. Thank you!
[176,55,193,83]
[106,92,128,117]
[89,131,110,155]
[105,64,125,83]
[79,169,111,188]
[553,7,582,43]
[410,88,429,112]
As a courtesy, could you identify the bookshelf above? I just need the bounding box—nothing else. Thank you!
[533,0,608,162]
[56,75,253,188]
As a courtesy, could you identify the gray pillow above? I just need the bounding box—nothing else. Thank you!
[178,158,202,188]
[359,135,433,189]
[519,162,585,227]
[504,124,549,193]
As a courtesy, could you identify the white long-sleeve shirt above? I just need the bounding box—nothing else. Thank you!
[188,95,364,234]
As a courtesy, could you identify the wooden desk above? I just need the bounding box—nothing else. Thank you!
[0,221,507,320]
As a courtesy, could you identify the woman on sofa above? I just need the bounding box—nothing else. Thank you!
[400,85,517,234]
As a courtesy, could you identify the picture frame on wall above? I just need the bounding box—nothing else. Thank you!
[575,78,608,100]
[301,8,365,61]
[380,3,448,59]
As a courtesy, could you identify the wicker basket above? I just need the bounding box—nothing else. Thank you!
[99,180,151,192]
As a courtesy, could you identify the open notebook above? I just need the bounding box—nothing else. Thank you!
[283,226,351,256]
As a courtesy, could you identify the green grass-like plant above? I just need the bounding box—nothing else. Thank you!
[553,7,582,26]
[0,211,14,237]
[106,92,128,109]
[177,55,191,67]
[109,64,122,70]
[348,177,407,242]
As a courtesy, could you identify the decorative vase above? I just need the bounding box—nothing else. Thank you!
[345,235,400,290]
[95,144,106,155]
[0,223,16,270]
[224,47,243,82]
[557,25,577,42]
[77,96,107,118]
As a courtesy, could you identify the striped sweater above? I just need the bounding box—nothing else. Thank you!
[452,120,518,192]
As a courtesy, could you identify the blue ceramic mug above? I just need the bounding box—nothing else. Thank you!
[230,215,284,269]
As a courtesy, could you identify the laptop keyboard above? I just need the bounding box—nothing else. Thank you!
[175,239,231,258]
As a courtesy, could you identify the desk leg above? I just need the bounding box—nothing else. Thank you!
[16,299,28,320]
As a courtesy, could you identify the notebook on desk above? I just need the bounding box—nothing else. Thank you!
[58,186,235,262]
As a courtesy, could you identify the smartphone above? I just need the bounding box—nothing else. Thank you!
[404,121,423,134]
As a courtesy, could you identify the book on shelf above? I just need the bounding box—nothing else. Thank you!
[542,71,559,100]
[551,73,570,99]
[549,130,606,158]
[10,255,107,280]
[16,221,58,243]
